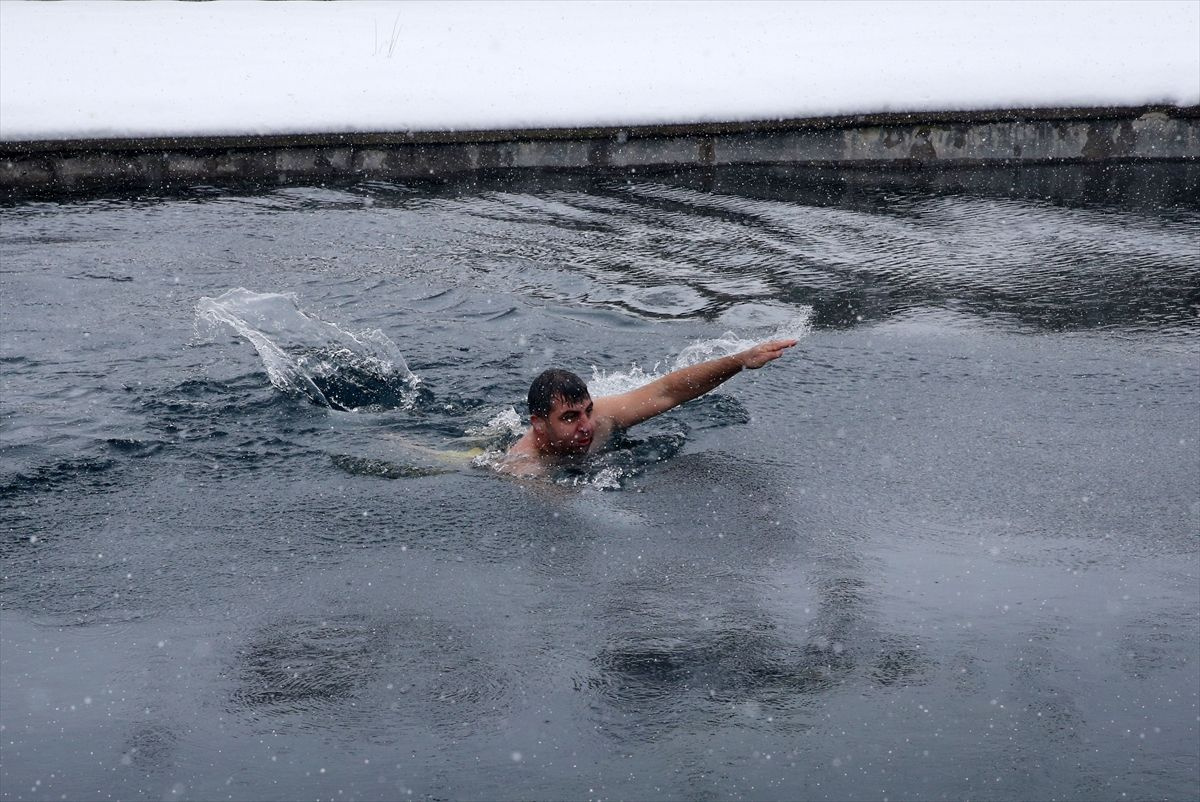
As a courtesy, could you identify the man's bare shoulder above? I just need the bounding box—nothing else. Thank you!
[495,432,544,476]
[506,430,537,457]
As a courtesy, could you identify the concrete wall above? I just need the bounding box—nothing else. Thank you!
[1,106,1196,200]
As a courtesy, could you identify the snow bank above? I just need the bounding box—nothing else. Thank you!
[1,0,1197,142]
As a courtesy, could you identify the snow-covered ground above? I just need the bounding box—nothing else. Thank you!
[1,0,1197,142]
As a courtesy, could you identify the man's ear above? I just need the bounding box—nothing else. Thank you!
[530,415,546,435]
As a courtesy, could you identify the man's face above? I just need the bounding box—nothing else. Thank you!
[533,395,595,456]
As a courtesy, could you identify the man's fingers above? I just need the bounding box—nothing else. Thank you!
[737,338,799,369]
[740,338,797,369]
[764,339,797,355]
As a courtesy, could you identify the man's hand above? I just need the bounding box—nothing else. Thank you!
[735,338,798,370]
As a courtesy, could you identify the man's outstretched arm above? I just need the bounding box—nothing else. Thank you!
[594,339,797,430]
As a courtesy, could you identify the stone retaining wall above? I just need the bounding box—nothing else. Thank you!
[2,106,1196,199]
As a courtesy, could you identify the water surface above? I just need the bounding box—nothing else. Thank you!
[2,164,1198,801]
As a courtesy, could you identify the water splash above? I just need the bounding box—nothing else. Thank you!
[588,308,813,395]
[465,407,525,440]
[194,288,420,411]
[568,465,623,490]
[454,407,525,476]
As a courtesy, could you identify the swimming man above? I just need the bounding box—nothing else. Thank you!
[503,338,797,474]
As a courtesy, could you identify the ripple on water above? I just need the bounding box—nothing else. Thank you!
[118,721,183,773]
[1117,611,1196,681]
[231,616,390,715]
[229,612,512,738]
[328,453,455,480]
[589,624,826,744]
[0,454,119,504]
[616,284,712,318]
[102,437,166,458]
[587,569,933,743]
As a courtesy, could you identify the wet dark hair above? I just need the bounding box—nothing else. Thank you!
[528,369,590,418]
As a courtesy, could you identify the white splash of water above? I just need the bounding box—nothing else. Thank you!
[588,307,813,396]
[194,288,419,407]
[586,363,662,397]
[466,407,529,473]
[465,406,525,438]
[672,308,814,369]
[568,466,623,490]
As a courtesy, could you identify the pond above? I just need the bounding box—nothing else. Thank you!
[2,163,1198,801]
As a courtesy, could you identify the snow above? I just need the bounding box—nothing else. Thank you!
[1,0,1197,142]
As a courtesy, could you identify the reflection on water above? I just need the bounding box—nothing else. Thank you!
[1,163,1197,801]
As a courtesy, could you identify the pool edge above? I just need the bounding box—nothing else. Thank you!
[2,105,1198,200]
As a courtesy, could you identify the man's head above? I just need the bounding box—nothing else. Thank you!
[527,369,594,456]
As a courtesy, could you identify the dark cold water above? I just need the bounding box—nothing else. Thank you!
[1,164,1198,801]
